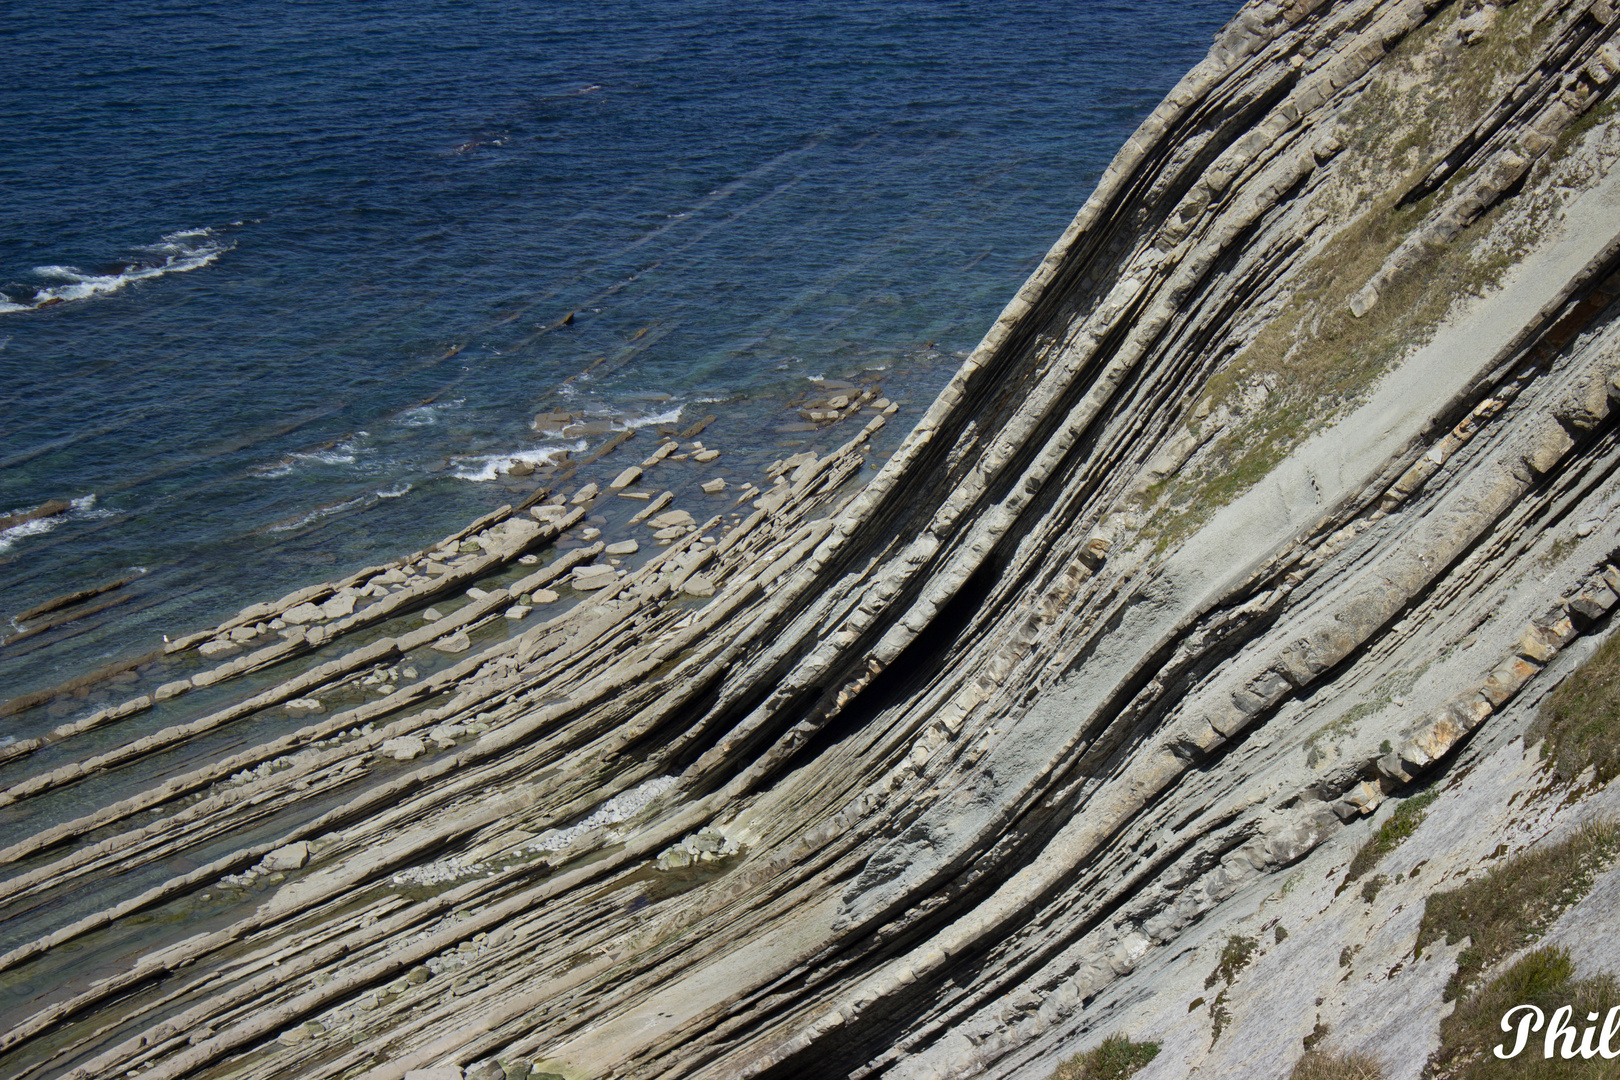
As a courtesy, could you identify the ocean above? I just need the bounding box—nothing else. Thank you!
[0,0,1237,708]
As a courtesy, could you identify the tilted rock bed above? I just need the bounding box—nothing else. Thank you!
[7,2,1620,1079]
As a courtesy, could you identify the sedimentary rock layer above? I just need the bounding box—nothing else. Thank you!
[6,1,1620,1078]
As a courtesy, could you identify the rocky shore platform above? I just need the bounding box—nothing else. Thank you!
[9,2,1620,1078]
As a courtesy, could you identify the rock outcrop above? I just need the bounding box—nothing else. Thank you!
[6,2,1620,1078]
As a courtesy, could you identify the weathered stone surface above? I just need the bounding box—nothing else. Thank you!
[320,593,356,620]
[431,630,471,653]
[153,679,190,702]
[282,602,324,625]
[15,9,1620,1080]
[262,842,309,871]
[383,736,426,761]
[572,565,616,590]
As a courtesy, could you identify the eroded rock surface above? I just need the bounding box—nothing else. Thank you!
[6,2,1620,1079]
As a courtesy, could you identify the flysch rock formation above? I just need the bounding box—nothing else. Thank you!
[6,1,1620,1078]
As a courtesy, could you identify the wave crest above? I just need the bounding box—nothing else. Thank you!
[1,228,232,314]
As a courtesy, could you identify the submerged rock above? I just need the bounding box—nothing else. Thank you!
[431,630,471,653]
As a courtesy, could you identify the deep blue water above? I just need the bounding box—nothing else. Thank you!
[0,0,1237,703]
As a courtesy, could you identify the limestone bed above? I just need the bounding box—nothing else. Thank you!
[8,2,1620,1078]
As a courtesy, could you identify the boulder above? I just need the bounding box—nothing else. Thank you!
[282,602,324,625]
[656,848,692,870]
[383,736,426,761]
[199,639,239,658]
[263,841,310,871]
[608,466,643,490]
[570,482,599,505]
[701,478,726,493]
[605,540,639,556]
[530,589,559,604]
[683,575,716,597]
[694,449,720,462]
[650,510,695,528]
[154,679,191,702]
[320,593,356,620]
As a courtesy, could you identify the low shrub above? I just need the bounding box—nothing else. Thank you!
[1048,1034,1161,1080]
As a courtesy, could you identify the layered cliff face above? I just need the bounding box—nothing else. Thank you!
[6,1,1620,1078]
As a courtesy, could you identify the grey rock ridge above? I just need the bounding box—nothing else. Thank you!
[7,1,1620,1077]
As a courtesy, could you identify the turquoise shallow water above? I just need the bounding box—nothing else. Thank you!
[0,0,1236,704]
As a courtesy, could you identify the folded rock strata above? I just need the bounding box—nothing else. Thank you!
[6,1,1620,1078]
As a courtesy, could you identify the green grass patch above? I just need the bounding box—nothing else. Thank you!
[1346,789,1439,882]
[1418,820,1620,1001]
[1205,933,1258,989]
[1528,631,1620,783]
[1428,946,1620,1079]
[1140,3,1562,555]
[1200,934,1258,1046]
[1049,1034,1161,1080]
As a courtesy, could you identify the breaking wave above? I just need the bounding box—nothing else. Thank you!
[451,441,585,482]
[0,228,232,313]
[0,494,105,553]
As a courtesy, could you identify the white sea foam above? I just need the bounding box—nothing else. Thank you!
[2,228,232,314]
[0,495,102,553]
[622,405,684,428]
[451,442,584,482]
[268,494,368,533]
[0,516,62,553]
[376,482,413,499]
[304,449,357,466]
[253,439,367,478]
[396,399,464,427]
